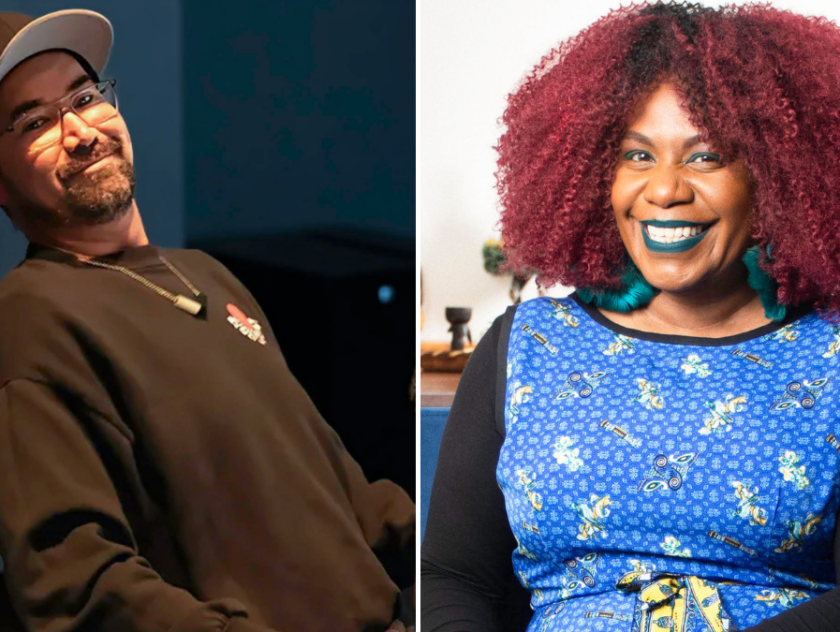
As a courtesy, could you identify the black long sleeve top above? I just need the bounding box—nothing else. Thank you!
[421,305,840,632]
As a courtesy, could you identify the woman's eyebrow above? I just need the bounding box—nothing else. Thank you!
[622,130,652,145]
[622,131,704,150]
[682,134,702,149]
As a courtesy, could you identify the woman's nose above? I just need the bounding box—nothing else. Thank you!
[643,164,694,208]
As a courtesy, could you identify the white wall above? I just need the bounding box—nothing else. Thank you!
[419,0,839,343]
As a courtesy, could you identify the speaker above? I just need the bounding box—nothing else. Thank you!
[191,229,415,496]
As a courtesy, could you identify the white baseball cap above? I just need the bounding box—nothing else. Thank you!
[0,9,112,85]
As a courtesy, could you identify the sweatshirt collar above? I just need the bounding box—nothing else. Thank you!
[25,242,164,269]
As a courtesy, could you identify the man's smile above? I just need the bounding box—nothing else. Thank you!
[63,151,116,178]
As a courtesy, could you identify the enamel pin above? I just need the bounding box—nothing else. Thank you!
[226,303,267,346]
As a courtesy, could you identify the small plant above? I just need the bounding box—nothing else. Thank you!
[482,238,533,304]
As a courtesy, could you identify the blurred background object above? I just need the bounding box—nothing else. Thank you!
[482,238,536,305]
[0,0,415,495]
[419,306,472,382]
[444,306,471,351]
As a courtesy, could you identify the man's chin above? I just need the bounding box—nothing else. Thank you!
[63,192,135,226]
[62,160,136,225]
[7,158,137,231]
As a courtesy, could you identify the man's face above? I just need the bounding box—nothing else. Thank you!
[0,51,136,230]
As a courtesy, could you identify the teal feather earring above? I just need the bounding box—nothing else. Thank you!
[577,258,657,312]
[743,245,786,322]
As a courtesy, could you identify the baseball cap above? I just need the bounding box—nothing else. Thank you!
[0,10,112,86]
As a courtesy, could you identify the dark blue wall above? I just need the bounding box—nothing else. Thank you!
[182,0,415,243]
[0,0,416,277]
[0,0,183,277]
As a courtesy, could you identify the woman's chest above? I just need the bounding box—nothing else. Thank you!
[498,306,840,584]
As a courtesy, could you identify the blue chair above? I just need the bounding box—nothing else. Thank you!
[420,407,450,541]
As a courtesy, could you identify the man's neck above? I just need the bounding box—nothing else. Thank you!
[33,201,149,260]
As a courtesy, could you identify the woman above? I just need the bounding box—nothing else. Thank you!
[421,3,840,631]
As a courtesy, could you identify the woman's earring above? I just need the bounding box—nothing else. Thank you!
[743,245,786,322]
[577,258,657,312]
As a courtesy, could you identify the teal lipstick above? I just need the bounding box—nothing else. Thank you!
[640,220,711,253]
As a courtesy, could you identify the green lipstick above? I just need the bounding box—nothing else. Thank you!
[641,223,710,253]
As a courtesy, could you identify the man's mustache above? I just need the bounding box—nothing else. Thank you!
[57,138,125,184]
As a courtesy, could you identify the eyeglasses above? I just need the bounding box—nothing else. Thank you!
[0,79,119,151]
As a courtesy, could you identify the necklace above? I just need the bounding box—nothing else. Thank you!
[81,254,207,318]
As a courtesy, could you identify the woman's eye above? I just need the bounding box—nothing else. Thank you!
[687,152,722,164]
[624,150,652,162]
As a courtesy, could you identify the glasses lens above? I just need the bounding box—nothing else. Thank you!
[13,82,118,151]
[78,83,118,127]
[15,108,62,149]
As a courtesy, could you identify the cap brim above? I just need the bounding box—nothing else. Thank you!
[0,10,112,86]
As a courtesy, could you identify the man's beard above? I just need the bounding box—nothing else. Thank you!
[60,155,136,225]
[9,138,136,228]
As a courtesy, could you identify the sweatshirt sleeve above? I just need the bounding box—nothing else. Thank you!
[420,309,531,632]
[0,379,278,632]
[194,250,416,596]
[320,416,416,592]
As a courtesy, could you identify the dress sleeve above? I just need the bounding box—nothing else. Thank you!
[0,379,277,632]
[421,309,532,632]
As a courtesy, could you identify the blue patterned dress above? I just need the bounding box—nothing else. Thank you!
[498,296,840,632]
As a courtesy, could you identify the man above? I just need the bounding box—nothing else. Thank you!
[0,10,414,632]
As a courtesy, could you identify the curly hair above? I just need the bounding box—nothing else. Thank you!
[496,1,840,311]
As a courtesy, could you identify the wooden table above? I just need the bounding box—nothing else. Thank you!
[420,342,472,407]
[420,372,463,407]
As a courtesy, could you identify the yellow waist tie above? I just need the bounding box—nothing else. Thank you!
[616,571,737,632]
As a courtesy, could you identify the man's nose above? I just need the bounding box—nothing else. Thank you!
[60,110,98,155]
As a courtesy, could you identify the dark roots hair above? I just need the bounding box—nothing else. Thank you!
[496,1,840,311]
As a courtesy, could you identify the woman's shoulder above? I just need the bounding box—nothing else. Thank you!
[776,307,840,351]
[509,294,588,334]
[510,294,583,324]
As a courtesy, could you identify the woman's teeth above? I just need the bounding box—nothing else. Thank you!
[645,225,705,243]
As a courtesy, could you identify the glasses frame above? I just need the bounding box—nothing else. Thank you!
[0,78,119,146]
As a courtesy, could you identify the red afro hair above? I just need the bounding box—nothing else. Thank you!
[497,1,840,311]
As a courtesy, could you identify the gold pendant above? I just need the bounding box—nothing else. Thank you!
[174,294,202,316]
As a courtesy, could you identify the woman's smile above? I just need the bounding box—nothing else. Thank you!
[641,220,711,243]
[639,219,716,254]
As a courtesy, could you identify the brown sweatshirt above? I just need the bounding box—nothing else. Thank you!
[0,244,415,632]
